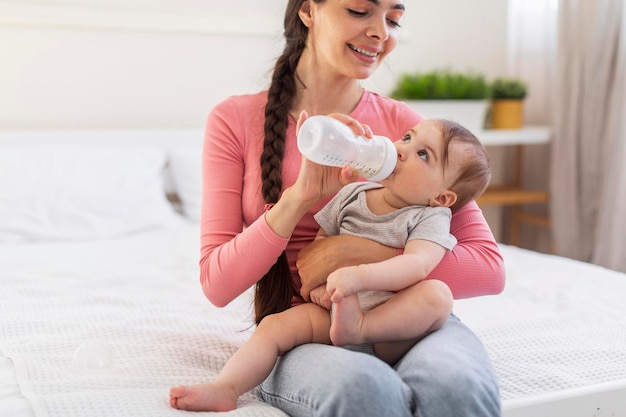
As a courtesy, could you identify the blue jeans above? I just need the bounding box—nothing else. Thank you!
[259,314,501,417]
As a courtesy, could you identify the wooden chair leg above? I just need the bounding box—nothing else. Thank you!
[510,206,522,246]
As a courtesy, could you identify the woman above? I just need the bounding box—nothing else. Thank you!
[197,1,505,416]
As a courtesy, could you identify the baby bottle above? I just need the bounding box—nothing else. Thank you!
[297,115,397,182]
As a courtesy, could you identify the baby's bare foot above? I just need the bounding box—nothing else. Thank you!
[169,382,238,412]
[329,294,365,346]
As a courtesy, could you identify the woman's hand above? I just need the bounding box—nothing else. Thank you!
[297,235,397,301]
[264,112,367,238]
[290,111,366,205]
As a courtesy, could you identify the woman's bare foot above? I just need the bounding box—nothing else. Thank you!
[169,382,238,412]
[329,294,365,346]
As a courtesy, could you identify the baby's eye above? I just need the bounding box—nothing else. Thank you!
[417,149,429,161]
[401,133,411,143]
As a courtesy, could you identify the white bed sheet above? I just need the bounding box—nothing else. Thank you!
[1,221,626,417]
[0,221,287,417]
[454,245,626,415]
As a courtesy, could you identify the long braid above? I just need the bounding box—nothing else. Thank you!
[254,1,318,325]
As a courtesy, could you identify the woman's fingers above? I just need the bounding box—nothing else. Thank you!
[327,113,373,138]
[295,110,309,135]
[298,111,373,139]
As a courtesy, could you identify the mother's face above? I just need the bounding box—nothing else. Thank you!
[301,0,405,80]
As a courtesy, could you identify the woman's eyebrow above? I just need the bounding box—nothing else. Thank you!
[367,0,406,11]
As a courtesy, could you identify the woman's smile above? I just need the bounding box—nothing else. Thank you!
[347,43,380,57]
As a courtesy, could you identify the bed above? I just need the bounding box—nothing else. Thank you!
[1,130,625,417]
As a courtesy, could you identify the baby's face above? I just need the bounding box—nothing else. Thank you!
[379,120,463,207]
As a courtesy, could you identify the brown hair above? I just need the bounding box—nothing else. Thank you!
[255,0,325,325]
[435,119,491,211]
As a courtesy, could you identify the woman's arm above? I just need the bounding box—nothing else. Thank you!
[428,200,505,298]
[199,102,289,307]
[200,108,359,307]
[297,201,505,300]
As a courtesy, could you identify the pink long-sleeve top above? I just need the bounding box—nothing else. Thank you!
[199,90,505,307]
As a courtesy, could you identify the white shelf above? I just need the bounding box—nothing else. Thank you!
[477,126,551,147]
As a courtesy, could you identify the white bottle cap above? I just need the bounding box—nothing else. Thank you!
[366,136,397,182]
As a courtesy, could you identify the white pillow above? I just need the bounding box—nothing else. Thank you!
[0,146,182,243]
[168,147,202,222]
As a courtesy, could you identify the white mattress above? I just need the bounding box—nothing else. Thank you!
[0,222,287,417]
[453,245,626,415]
[1,221,626,417]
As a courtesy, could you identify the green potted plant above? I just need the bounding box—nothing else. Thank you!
[489,77,527,129]
[390,68,490,131]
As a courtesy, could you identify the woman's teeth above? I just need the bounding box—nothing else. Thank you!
[349,44,377,57]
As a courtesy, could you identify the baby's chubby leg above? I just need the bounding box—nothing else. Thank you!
[326,265,370,346]
[330,280,453,354]
[169,302,331,412]
[329,294,365,346]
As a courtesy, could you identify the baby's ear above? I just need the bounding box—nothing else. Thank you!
[431,190,457,208]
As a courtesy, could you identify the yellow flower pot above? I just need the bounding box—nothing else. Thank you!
[491,100,524,129]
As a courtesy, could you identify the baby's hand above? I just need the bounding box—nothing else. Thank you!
[326,266,363,303]
[309,284,332,310]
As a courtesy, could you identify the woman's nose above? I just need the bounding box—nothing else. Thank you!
[367,16,389,41]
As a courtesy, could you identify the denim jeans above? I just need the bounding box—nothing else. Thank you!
[259,314,501,417]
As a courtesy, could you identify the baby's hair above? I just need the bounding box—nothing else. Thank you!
[434,119,491,211]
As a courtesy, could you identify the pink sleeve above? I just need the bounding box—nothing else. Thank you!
[201,215,289,307]
[198,101,288,307]
[427,200,506,299]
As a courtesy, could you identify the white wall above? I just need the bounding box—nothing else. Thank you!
[1,0,513,238]
[0,0,509,130]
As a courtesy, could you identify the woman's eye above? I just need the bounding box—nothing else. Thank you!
[348,9,368,18]
[418,149,429,161]
[387,18,401,28]
[348,8,401,28]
